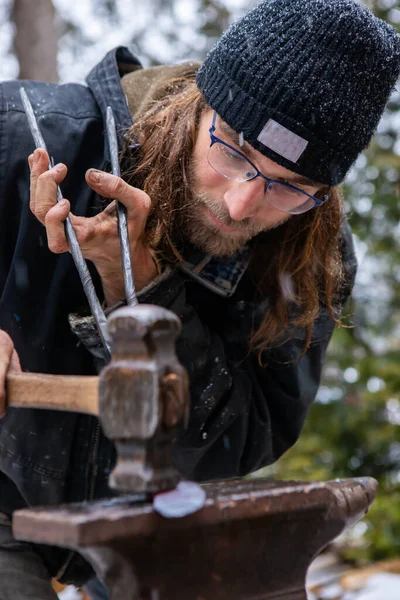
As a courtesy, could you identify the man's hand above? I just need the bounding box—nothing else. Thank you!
[29,148,158,306]
[0,331,21,419]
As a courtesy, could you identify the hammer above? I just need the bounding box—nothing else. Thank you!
[6,304,189,494]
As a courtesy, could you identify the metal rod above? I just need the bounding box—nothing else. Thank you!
[106,107,138,307]
[20,87,112,359]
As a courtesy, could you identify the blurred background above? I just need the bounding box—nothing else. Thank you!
[0,0,399,585]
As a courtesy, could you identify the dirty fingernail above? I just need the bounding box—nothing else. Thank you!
[53,163,65,173]
[88,169,102,183]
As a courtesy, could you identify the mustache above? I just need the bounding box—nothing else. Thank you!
[193,193,267,237]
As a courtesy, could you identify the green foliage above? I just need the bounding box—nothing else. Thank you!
[358,490,400,561]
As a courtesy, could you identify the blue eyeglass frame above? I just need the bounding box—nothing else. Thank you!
[208,111,329,210]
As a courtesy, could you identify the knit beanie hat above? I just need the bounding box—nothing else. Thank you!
[196,0,400,186]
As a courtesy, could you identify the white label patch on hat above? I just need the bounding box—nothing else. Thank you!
[257,119,308,163]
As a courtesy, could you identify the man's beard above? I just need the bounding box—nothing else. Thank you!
[179,164,289,257]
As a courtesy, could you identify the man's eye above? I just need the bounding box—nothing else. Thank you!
[221,146,243,162]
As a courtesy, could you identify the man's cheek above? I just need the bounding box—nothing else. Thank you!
[198,167,226,196]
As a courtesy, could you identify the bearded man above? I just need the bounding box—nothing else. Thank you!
[0,0,399,597]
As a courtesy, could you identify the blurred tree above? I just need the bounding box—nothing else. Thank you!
[54,0,253,82]
[13,0,59,81]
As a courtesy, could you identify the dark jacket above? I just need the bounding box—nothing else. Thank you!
[0,47,357,584]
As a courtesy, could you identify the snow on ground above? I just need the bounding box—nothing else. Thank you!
[307,553,400,600]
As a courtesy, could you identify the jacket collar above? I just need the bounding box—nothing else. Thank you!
[85,47,141,149]
[179,245,251,298]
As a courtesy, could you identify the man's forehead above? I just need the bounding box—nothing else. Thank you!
[215,112,322,188]
[217,116,246,145]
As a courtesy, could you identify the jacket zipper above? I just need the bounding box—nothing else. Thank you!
[88,420,101,501]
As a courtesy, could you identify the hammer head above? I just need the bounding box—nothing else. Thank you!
[99,305,189,494]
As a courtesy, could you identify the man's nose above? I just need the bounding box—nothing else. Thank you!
[223,178,265,221]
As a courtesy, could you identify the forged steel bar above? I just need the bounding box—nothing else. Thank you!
[20,87,112,358]
[106,106,138,307]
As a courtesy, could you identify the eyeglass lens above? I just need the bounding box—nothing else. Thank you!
[208,142,315,215]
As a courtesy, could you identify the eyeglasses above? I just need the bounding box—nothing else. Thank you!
[208,112,328,215]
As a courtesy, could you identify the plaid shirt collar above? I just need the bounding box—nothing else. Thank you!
[179,244,252,297]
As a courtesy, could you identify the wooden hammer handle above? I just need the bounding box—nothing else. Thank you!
[6,372,99,416]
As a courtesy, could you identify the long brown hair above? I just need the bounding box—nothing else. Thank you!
[123,74,346,357]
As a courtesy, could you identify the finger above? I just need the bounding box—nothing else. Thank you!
[86,170,151,231]
[0,331,18,418]
[10,350,22,373]
[44,199,72,254]
[32,162,68,225]
[102,200,117,217]
[29,148,52,213]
